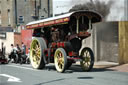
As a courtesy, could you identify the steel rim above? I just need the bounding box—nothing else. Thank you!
[54,50,64,72]
[80,49,91,70]
[30,39,41,68]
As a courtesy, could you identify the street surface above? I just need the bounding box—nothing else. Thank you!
[0,63,128,85]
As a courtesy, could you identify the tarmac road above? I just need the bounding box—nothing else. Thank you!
[0,63,128,85]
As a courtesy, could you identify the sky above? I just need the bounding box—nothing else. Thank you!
[53,0,89,15]
[53,0,127,21]
[53,0,111,14]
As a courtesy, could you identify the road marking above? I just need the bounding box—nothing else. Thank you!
[0,74,21,82]
[7,65,40,71]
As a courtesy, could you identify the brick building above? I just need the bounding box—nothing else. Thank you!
[0,0,15,29]
[0,0,53,31]
[0,0,53,54]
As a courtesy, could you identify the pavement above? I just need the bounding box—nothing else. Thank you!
[94,61,128,72]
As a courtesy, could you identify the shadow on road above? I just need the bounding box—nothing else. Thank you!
[68,65,115,73]
[43,64,116,73]
[77,77,94,79]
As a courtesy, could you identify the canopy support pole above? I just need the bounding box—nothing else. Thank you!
[76,19,79,33]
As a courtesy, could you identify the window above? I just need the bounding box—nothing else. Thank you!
[40,16,44,19]
[18,16,24,23]
[8,9,11,26]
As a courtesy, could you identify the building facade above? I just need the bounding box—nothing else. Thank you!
[16,0,53,26]
[0,0,15,27]
[0,0,53,55]
[0,0,53,31]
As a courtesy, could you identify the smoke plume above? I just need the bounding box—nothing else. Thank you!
[69,0,114,20]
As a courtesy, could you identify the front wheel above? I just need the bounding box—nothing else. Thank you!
[80,47,94,71]
[54,48,67,73]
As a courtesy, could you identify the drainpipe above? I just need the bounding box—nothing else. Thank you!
[35,0,37,17]
[37,0,41,19]
[48,0,50,17]
[39,0,41,9]
[15,0,17,25]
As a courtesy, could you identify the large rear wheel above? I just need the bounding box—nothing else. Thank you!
[54,48,67,73]
[80,47,94,71]
[30,37,47,69]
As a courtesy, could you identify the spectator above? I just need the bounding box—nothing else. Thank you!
[8,44,15,62]
[15,44,22,63]
[21,42,26,55]
[16,44,22,53]
[10,44,14,52]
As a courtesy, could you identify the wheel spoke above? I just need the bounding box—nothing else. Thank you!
[36,56,40,61]
[61,60,64,65]
[61,64,63,69]
[85,50,88,56]
[36,60,40,65]
[32,48,35,52]
[58,63,62,69]
[31,41,41,65]
[83,61,86,64]
[83,63,88,68]
[33,55,37,62]
[87,62,90,67]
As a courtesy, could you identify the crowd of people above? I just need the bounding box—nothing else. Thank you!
[8,42,30,64]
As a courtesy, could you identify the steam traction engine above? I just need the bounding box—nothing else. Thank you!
[26,11,102,73]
